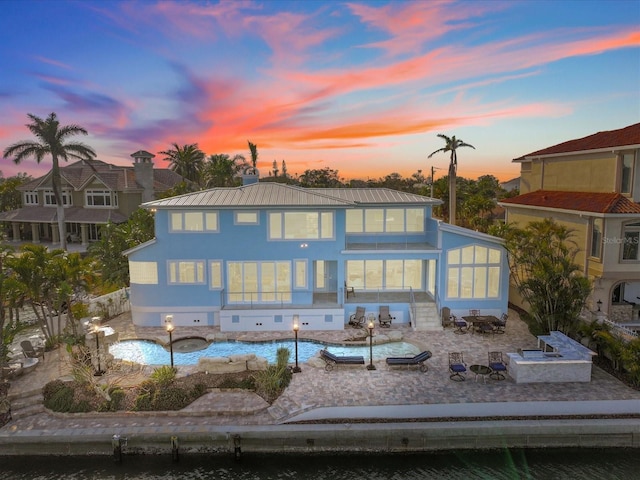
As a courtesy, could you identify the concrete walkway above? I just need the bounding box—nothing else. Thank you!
[2,309,640,454]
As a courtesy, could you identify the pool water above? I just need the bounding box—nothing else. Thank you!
[109,339,420,365]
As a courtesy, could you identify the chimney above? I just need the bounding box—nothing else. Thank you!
[241,166,259,186]
[131,150,155,202]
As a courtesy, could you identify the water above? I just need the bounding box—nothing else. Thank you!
[109,339,420,365]
[3,449,640,479]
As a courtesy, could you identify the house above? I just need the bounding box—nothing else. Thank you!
[125,175,509,331]
[499,123,640,324]
[0,150,185,246]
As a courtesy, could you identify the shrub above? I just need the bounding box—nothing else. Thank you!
[133,392,153,411]
[153,386,190,411]
[98,388,125,412]
[42,380,67,401]
[44,384,75,412]
[190,383,207,399]
[151,366,177,387]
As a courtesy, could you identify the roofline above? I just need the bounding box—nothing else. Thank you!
[513,144,640,162]
[498,201,640,218]
[438,221,505,245]
[123,238,157,256]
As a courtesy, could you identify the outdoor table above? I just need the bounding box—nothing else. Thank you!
[462,315,499,334]
[469,364,492,383]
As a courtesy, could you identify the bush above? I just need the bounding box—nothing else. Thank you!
[153,386,190,411]
[98,387,125,412]
[133,392,153,411]
[151,366,177,387]
[252,349,292,403]
[42,380,67,401]
[190,383,208,399]
[44,384,75,412]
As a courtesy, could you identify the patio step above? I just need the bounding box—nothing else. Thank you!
[412,302,442,331]
[7,392,44,420]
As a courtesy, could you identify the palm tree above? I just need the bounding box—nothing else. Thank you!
[159,143,205,185]
[428,134,475,225]
[248,141,258,171]
[3,113,96,250]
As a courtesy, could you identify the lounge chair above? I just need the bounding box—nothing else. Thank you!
[385,350,432,372]
[378,305,394,328]
[21,340,45,360]
[320,349,365,372]
[488,351,508,380]
[448,352,467,381]
[348,306,366,328]
[493,313,508,334]
[345,281,355,298]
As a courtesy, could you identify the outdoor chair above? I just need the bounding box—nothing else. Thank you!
[385,350,432,372]
[452,315,468,334]
[469,309,481,316]
[345,281,355,298]
[441,306,452,328]
[348,306,366,328]
[320,349,365,372]
[477,322,495,335]
[378,305,395,328]
[488,351,508,380]
[493,313,508,334]
[21,340,45,360]
[448,352,467,381]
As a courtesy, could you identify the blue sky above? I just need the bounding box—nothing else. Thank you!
[1,0,638,182]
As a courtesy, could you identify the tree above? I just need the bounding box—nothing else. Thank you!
[247,141,258,170]
[202,153,246,187]
[499,219,592,333]
[428,134,475,225]
[298,168,343,188]
[159,143,205,185]
[3,113,96,250]
[0,173,31,213]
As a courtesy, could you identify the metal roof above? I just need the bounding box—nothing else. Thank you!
[143,183,440,209]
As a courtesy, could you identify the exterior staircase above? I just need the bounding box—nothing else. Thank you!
[410,302,442,331]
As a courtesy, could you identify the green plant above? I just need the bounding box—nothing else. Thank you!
[190,383,208,399]
[153,386,190,410]
[133,392,153,411]
[621,337,640,387]
[42,379,67,401]
[253,348,292,403]
[98,387,125,412]
[44,384,75,412]
[150,365,177,386]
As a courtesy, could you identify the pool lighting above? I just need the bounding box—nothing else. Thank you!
[367,320,376,370]
[292,315,301,373]
[166,315,175,368]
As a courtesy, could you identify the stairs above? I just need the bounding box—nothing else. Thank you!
[7,390,44,421]
[411,302,442,331]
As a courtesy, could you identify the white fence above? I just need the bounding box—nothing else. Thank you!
[86,288,131,320]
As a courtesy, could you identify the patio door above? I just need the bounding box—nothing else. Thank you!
[314,260,337,293]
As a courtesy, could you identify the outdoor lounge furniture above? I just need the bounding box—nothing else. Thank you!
[493,313,508,334]
[469,309,481,316]
[449,352,467,381]
[344,281,355,298]
[1,362,23,379]
[452,315,468,334]
[21,340,44,360]
[320,349,365,372]
[385,350,432,372]
[488,351,508,380]
[348,306,366,328]
[378,305,394,328]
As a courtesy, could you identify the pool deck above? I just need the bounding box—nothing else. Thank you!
[2,310,640,455]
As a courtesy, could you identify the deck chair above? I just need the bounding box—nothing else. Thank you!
[21,340,45,360]
[448,352,467,381]
[488,351,508,380]
[469,309,481,316]
[493,313,508,334]
[320,349,365,372]
[385,350,432,372]
[344,281,355,298]
[452,315,468,334]
[378,305,394,328]
[348,306,366,328]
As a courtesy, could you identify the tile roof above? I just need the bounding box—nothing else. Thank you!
[0,206,128,224]
[144,183,441,208]
[515,123,640,160]
[500,190,640,214]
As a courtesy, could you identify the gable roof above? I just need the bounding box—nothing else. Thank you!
[18,158,184,193]
[143,182,441,208]
[514,123,640,161]
[500,190,640,214]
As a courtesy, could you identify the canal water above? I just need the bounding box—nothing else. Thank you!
[3,448,639,479]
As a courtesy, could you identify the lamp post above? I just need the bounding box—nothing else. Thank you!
[367,320,376,370]
[166,316,175,368]
[292,315,301,373]
[597,300,602,312]
[93,325,104,376]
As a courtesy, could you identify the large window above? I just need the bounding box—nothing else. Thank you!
[620,152,635,195]
[24,191,38,205]
[209,260,222,289]
[44,189,72,206]
[170,211,218,232]
[235,211,258,224]
[346,208,424,233]
[228,261,291,303]
[446,245,501,299]
[622,222,640,261]
[86,189,117,207]
[346,259,423,291]
[590,218,603,259]
[168,260,205,284]
[268,211,334,240]
[129,261,158,284]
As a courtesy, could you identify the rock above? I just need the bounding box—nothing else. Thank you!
[247,357,268,371]
[387,330,403,341]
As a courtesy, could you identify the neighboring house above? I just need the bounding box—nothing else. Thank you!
[0,150,185,246]
[126,175,509,331]
[499,123,640,324]
[500,177,520,192]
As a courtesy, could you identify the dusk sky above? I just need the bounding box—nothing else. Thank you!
[1,0,638,183]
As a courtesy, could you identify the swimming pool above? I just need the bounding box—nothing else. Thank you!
[109,339,420,365]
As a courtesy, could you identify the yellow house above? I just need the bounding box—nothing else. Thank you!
[500,123,640,325]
